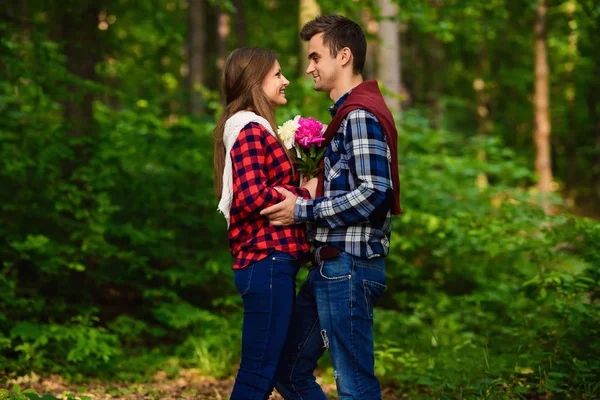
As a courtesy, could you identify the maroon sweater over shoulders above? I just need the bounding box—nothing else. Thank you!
[317,80,402,215]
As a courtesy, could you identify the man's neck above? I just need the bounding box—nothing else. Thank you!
[330,75,364,103]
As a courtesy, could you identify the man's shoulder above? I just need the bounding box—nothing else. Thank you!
[345,108,380,124]
[340,108,385,141]
[342,109,382,135]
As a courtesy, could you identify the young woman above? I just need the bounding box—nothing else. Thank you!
[212,47,311,399]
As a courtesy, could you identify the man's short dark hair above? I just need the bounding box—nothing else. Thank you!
[300,15,366,75]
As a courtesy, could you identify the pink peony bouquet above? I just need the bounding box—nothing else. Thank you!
[278,115,328,179]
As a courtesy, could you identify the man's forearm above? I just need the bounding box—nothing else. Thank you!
[294,184,391,228]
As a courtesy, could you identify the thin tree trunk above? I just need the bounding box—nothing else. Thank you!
[475,43,492,189]
[233,0,246,47]
[428,36,444,129]
[187,0,206,117]
[361,8,377,81]
[402,26,420,109]
[596,119,600,205]
[216,5,230,103]
[565,5,578,193]
[18,0,31,37]
[377,0,401,114]
[61,3,102,136]
[298,0,320,77]
[590,73,600,209]
[217,7,229,73]
[533,0,552,211]
[588,11,600,211]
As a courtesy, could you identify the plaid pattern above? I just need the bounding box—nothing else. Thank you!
[229,122,310,269]
[294,92,394,259]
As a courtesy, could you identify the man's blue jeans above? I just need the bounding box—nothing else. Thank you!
[275,252,386,400]
[230,251,300,400]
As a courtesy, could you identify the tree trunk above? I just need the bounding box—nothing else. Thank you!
[18,0,31,37]
[428,36,444,129]
[217,7,230,79]
[215,6,230,104]
[590,71,600,212]
[187,0,206,117]
[61,3,102,136]
[586,9,600,213]
[377,0,401,114]
[233,0,246,47]
[594,119,600,204]
[361,8,377,81]
[298,0,320,77]
[565,5,578,193]
[475,43,492,189]
[533,0,552,211]
[596,119,600,207]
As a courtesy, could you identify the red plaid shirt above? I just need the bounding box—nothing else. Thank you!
[229,122,310,269]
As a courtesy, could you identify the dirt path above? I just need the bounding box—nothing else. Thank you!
[3,371,405,399]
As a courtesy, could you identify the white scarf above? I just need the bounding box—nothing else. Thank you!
[217,110,277,227]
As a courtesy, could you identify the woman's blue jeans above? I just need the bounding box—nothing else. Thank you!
[230,251,300,400]
[275,252,386,400]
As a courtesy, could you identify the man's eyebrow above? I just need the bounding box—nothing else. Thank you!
[308,51,319,60]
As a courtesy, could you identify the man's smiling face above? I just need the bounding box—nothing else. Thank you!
[306,33,340,93]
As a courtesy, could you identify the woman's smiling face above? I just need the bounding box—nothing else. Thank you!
[262,60,290,107]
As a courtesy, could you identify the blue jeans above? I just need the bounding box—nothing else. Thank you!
[275,252,386,400]
[230,251,300,400]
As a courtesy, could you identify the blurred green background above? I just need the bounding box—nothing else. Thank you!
[1,0,599,398]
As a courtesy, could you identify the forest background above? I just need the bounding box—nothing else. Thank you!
[1,0,599,398]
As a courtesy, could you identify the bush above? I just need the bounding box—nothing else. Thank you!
[372,112,600,398]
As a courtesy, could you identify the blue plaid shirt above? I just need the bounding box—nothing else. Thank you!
[294,90,394,259]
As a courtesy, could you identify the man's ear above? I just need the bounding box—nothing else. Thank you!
[339,47,353,67]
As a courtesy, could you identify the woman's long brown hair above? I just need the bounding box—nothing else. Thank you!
[213,47,294,198]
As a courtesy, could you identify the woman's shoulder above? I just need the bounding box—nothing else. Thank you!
[224,111,276,145]
[239,121,270,137]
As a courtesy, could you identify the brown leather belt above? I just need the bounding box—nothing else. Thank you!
[310,246,340,265]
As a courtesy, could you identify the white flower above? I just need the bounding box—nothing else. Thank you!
[278,115,301,149]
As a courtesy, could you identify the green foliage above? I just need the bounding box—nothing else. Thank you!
[0,385,89,400]
[10,315,119,370]
[0,19,232,380]
[1,1,599,398]
[175,312,242,379]
[397,0,600,213]
[371,112,600,398]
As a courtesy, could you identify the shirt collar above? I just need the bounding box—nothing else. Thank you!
[328,88,353,117]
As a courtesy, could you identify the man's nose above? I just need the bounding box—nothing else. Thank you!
[306,62,315,75]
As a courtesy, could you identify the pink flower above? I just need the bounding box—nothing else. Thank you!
[295,117,325,148]
[277,115,327,179]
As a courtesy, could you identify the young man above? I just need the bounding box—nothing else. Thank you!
[260,15,401,400]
